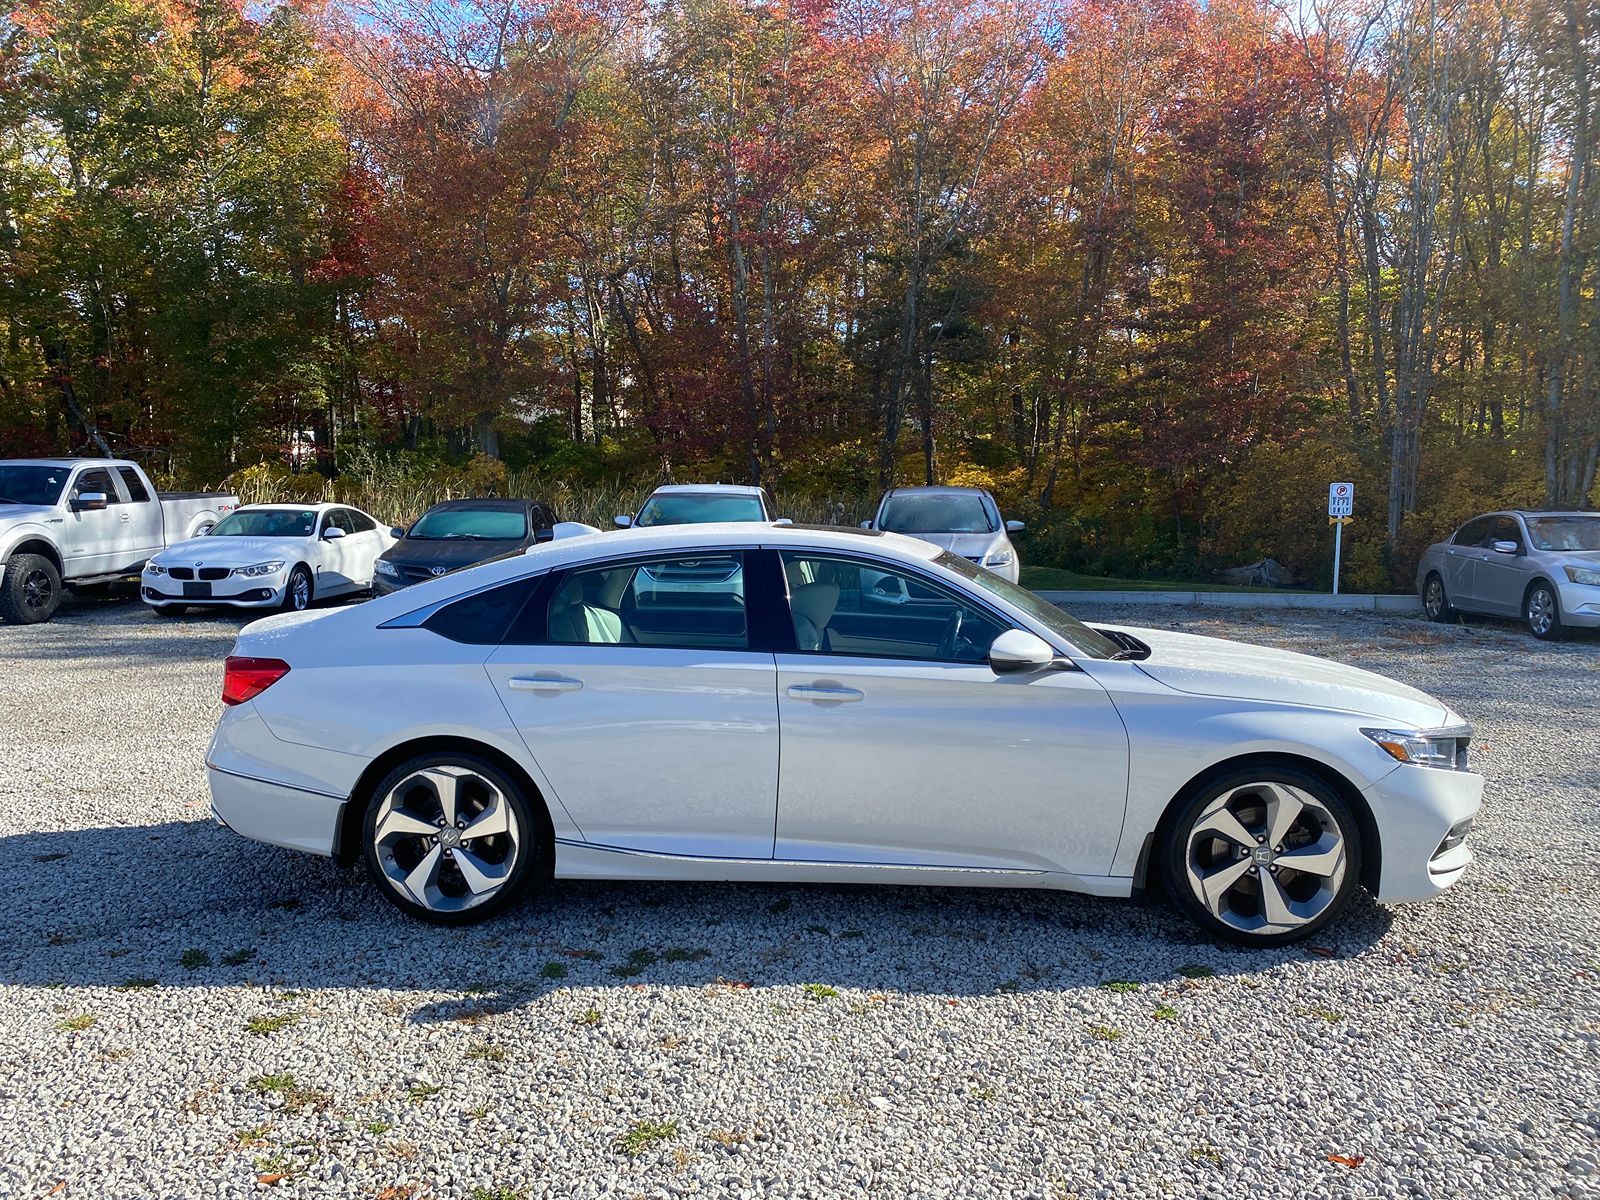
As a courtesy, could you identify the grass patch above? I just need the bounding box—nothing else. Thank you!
[802,983,839,1001]
[179,949,210,970]
[247,1072,330,1112]
[58,1013,97,1032]
[663,947,709,962]
[1099,979,1139,994]
[232,1123,273,1148]
[365,1120,392,1136]
[573,1008,602,1026]
[249,1072,297,1094]
[406,1082,441,1103]
[616,1119,679,1156]
[1152,1004,1179,1022]
[245,1013,300,1037]
[467,1041,507,1062]
[539,962,568,980]
[468,1188,527,1200]
[115,976,157,991]
[1176,963,1215,979]
[1088,1024,1122,1042]
[220,948,256,966]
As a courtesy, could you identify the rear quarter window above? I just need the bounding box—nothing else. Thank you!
[424,577,544,645]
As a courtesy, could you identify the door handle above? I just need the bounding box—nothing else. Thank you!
[508,675,583,693]
[118,512,131,522]
[787,684,864,702]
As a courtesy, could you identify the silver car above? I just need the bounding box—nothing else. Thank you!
[1416,510,1600,639]
[864,486,1025,582]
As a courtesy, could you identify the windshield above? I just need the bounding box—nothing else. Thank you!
[0,465,69,506]
[936,551,1119,659]
[210,509,319,538]
[1526,515,1600,552]
[409,507,527,540]
[635,493,765,526]
[880,494,997,534]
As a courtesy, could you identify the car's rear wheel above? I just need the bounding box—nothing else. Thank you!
[1161,767,1361,947]
[1422,573,1454,622]
[361,754,545,924]
[1524,581,1563,640]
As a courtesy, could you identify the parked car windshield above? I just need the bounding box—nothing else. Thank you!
[635,493,765,526]
[935,552,1119,659]
[880,494,996,534]
[209,509,319,537]
[0,464,70,506]
[408,507,528,540]
[1526,515,1600,552]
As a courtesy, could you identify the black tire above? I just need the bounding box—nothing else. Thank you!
[361,752,547,925]
[0,553,62,625]
[153,604,188,617]
[1422,573,1454,623]
[1524,580,1564,640]
[1160,766,1363,948]
[280,564,313,613]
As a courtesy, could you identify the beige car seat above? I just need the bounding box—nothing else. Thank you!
[790,582,839,651]
[548,568,634,643]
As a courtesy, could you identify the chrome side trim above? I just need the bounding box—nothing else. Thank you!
[205,761,346,801]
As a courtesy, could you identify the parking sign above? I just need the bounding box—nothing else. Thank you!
[1328,482,1354,518]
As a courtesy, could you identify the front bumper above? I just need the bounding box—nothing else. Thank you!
[142,574,286,608]
[1556,581,1600,628]
[1364,761,1484,903]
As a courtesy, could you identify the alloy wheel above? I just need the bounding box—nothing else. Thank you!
[1526,587,1555,637]
[1424,577,1445,620]
[289,572,310,611]
[371,765,521,914]
[1183,781,1348,937]
[22,568,54,614]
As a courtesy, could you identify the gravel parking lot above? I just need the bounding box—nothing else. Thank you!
[1,594,1597,1199]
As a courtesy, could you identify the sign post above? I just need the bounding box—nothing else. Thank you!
[1328,482,1354,595]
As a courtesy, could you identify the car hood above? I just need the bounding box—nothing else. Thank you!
[1117,625,1453,727]
[382,538,525,571]
[884,530,1006,559]
[0,503,57,528]
[152,535,308,567]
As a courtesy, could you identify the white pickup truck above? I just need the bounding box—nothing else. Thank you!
[0,458,239,624]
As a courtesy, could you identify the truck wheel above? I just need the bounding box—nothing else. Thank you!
[0,553,63,624]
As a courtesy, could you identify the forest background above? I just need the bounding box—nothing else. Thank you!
[1,0,1595,590]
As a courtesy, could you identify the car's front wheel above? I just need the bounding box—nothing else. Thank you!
[280,565,313,613]
[1524,581,1563,640]
[1161,767,1361,946]
[361,753,545,924]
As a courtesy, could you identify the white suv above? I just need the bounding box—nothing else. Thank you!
[865,486,1024,582]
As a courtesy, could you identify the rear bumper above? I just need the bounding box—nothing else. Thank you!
[1364,763,1484,903]
[207,765,345,856]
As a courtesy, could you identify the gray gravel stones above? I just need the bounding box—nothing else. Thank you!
[1,593,1598,1198]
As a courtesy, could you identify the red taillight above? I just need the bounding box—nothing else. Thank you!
[222,656,291,706]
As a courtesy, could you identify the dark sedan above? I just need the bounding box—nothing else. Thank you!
[373,498,560,594]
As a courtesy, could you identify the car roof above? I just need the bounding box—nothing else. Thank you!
[881,485,992,498]
[1514,510,1598,518]
[234,502,340,513]
[423,497,531,511]
[646,484,765,497]
[4,458,119,467]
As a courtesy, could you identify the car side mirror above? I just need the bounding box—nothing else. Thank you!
[860,520,872,530]
[1491,540,1519,555]
[322,526,346,540]
[72,491,108,512]
[773,517,793,526]
[614,515,632,528]
[988,629,1057,672]
[390,526,407,539]
[1005,519,1026,534]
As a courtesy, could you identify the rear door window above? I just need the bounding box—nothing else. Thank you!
[117,467,151,502]
[542,554,749,649]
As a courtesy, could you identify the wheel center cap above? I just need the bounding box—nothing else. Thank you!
[438,827,462,849]
[1252,846,1275,866]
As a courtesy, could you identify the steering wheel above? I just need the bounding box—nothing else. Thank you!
[935,605,965,660]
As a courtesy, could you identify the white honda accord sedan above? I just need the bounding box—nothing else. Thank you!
[206,524,1482,945]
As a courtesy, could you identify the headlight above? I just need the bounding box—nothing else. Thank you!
[1361,726,1472,771]
[985,548,1015,567]
[375,559,400,578]
[233,561,285,578]
[1564,565,1600,587]
[145,562,167,576]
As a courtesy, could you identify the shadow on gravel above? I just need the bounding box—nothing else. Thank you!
[0,819,1393,1011]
